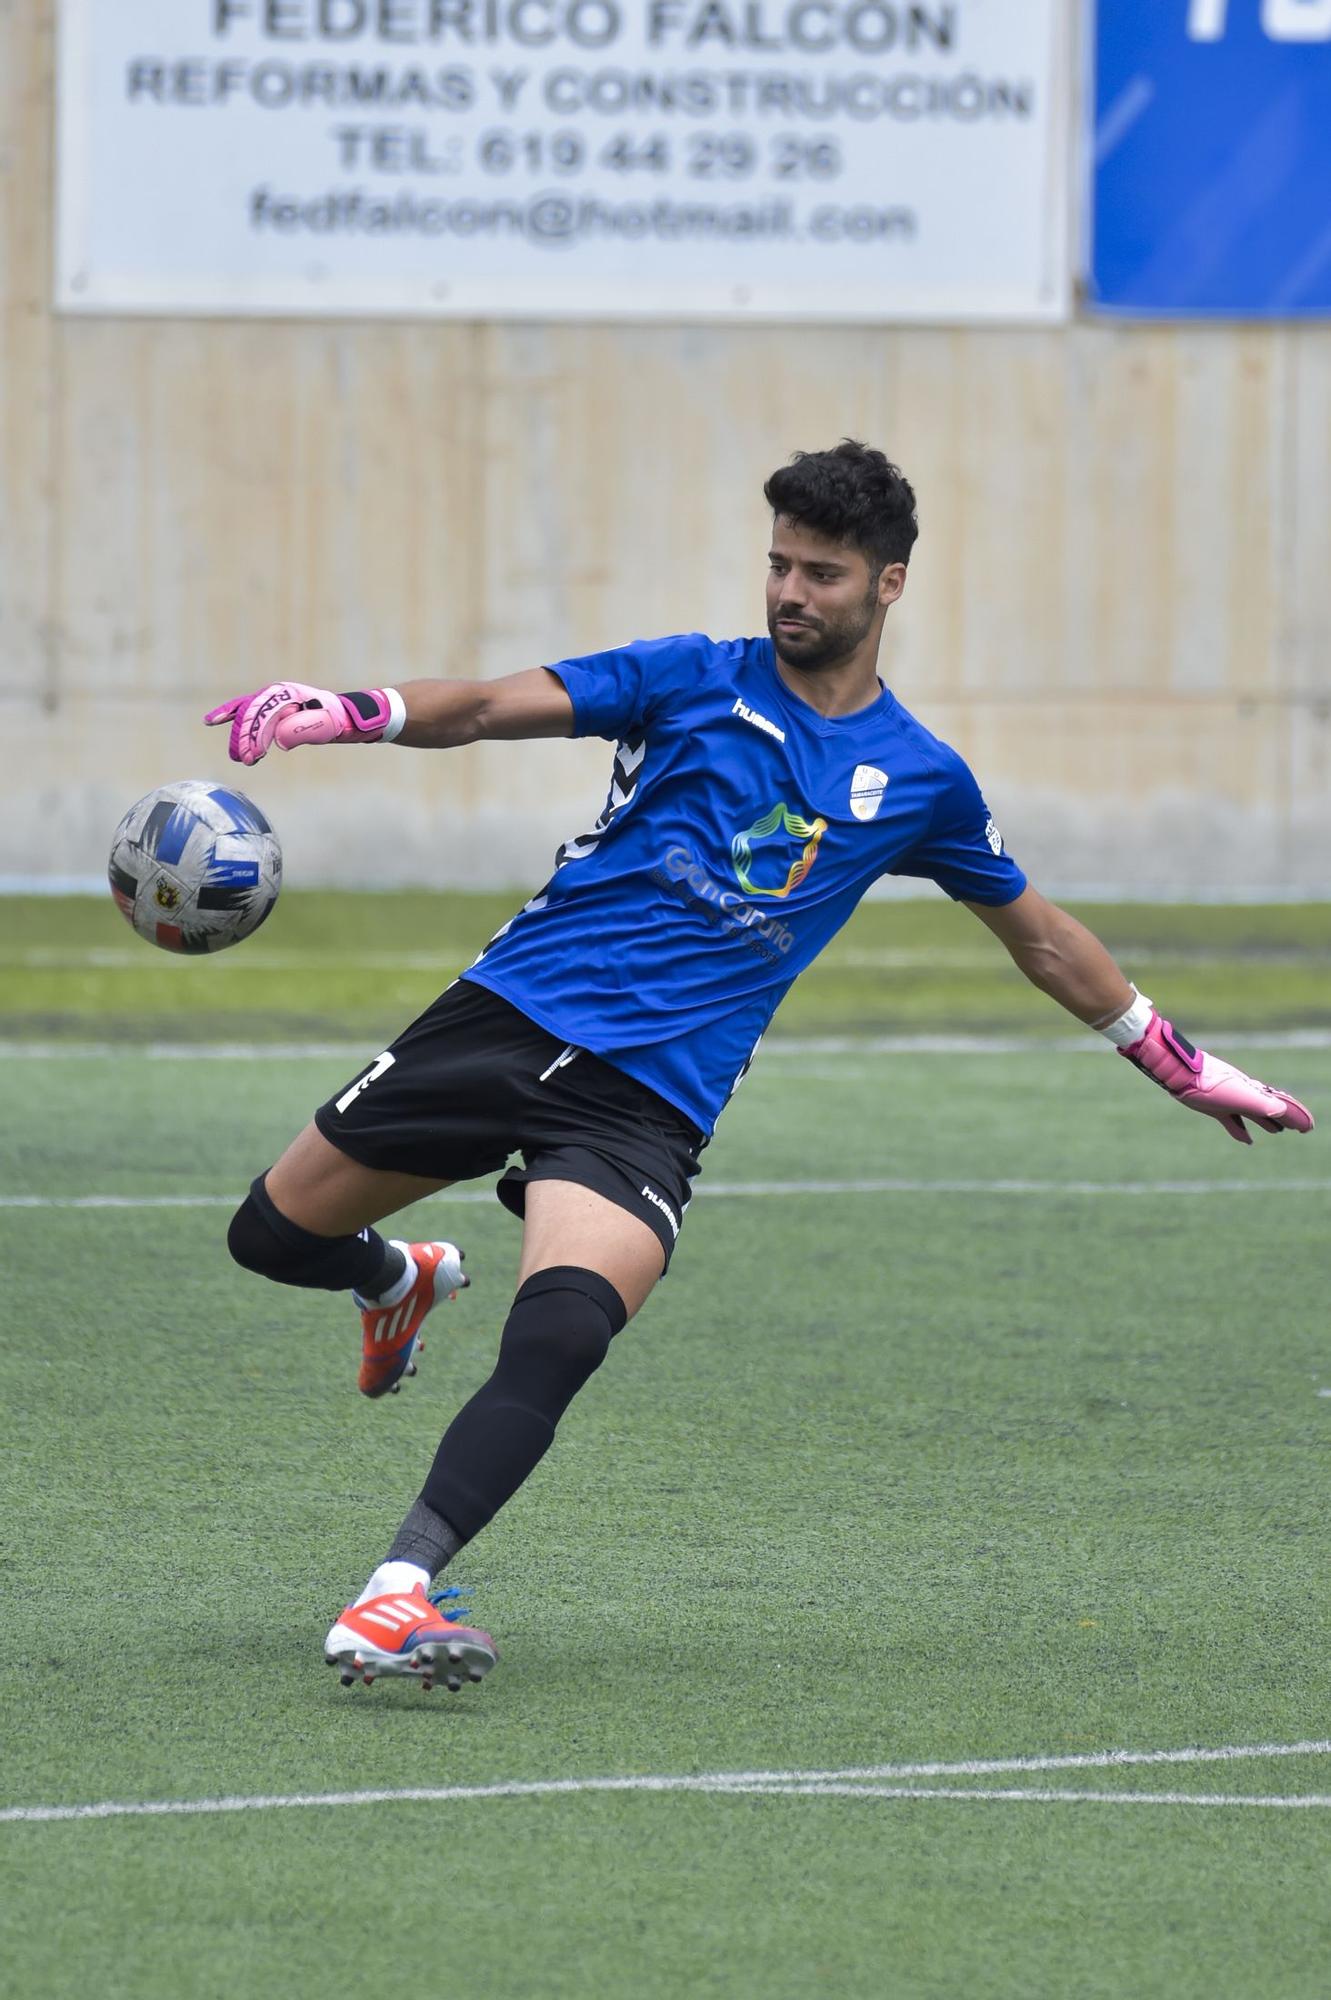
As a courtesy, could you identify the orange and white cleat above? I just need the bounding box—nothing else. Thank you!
[354,1239,467,1399]
[323,1584,498,1693]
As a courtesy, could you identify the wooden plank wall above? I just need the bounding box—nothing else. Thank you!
[3,3,1328,894]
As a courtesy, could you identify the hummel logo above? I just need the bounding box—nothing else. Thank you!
[732,697,786,744]
[640,1184,680,1238]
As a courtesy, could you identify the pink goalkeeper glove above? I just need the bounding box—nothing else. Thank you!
[1121,1011,1314,1146]
[203,683,401,764]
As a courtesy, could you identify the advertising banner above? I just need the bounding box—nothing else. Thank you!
[56,0,1068,322]
[1090,1,1331,315]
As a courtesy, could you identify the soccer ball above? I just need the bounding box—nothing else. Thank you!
[108,779,282,954]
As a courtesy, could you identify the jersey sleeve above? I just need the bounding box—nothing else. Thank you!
[545,633,713,742]
[890,750,1027,905]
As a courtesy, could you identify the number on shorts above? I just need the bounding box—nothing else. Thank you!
[334,1050,395,1115]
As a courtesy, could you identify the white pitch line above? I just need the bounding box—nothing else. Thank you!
[3,1178,1330,1212]
[727,1784,1331,1810]
[9,1785,1331,1823]
[734,1738,1331,1783]
[11,946,1331,975]
[0,1042,370,1062]
[4,949,468,972]
[760,1030,1331,1057]
[0,1192,496,1211]
[4,1739,1328,1826]
[686,1178,1331,1198]
[4,1030,1331,1061]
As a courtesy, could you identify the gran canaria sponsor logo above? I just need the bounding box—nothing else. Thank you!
[731,802,828,899]
[654,847,797,960]
[652,796,826,961]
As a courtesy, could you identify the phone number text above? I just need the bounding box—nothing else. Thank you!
[332,124,844,177]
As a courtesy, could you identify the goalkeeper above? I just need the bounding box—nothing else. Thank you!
[207,442,1313,1695]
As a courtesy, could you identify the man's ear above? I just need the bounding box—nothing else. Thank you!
[879,562,908,608]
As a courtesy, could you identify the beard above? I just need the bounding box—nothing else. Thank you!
[767,584,879,673]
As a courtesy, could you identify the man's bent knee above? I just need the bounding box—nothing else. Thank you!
[227,1174,384,1291]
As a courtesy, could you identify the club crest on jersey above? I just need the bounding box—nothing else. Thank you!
[849,765,889,822]
[985,817,1003,855]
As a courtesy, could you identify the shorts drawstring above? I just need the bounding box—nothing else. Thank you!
[537,1044,582,1085]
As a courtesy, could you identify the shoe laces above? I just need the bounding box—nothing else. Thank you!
[428,1584,473,1624]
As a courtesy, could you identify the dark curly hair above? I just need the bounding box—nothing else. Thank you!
[763,441,918,573]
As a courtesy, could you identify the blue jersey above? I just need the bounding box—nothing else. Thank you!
[463,633,1025,1135]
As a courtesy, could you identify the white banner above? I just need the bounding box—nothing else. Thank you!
[56,0,1069,322]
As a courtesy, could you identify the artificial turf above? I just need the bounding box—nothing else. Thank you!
[1,896,1329,1996]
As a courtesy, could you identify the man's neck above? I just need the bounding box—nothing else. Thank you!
[772,648,884,719]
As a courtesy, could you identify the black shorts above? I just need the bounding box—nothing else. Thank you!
[313,979,705,1267]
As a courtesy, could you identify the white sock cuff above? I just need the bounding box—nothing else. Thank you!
[355,1559,431,1606]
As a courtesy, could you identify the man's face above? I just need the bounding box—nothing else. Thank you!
[765,515,903,672]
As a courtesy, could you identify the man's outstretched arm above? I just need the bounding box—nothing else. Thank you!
[394,671,575,746]
[204,670,574,763]
[966,886,1314,1146]
[964,885,1133,1026]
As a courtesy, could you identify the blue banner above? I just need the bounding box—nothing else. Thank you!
[1089,2,1331,315]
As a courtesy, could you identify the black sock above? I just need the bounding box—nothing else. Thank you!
[386,1497,464,1578]
[355,1242,409,1302]
[419,1267,627,1542]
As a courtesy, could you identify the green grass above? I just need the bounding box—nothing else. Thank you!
[4,891,1331,1041]
[2,901,1330,1996]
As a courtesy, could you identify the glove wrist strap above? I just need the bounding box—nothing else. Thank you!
[338,687,406,742]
